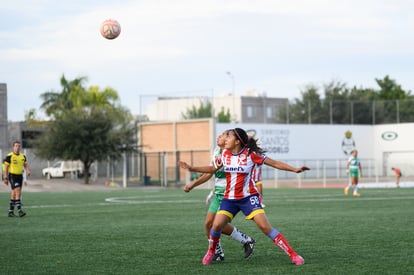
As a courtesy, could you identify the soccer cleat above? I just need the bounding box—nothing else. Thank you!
[353,193,361,197]
[202,251,215,265]
[244,239,256,259]
[212,252,225,262]
[8,212,15,217]
[291,255,305,266]
[344,188,348,196]
[18,210,26,217]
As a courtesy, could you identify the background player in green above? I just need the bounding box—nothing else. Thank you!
[344,149,362,197]
[3,141,31,217]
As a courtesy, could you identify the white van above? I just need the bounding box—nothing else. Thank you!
[42,161,84,179]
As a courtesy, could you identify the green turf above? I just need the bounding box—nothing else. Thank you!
[0,188,413,274]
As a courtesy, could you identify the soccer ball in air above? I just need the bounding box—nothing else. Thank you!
[100,19,121,40]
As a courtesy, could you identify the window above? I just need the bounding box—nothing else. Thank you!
[266,106,273,118]
[247,106,254,118]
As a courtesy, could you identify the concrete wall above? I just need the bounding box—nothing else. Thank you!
[139,119,214,181]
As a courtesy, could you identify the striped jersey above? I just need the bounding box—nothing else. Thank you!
[216,147,266,199]
[211,147,226,195]
[347,156,360,172]
[251,164,262,183]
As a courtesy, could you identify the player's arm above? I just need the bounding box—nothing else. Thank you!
[264,158,310,173]
[178,161,219,174]
[24,163,31,177]
[184,173,214,192]
[359,163,362,177]
[3,162,9,185]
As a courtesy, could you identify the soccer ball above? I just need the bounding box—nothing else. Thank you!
[100,19,121,40]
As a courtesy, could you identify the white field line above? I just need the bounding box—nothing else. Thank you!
[22,192,414,208]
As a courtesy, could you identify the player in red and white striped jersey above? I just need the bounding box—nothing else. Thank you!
[178,128,310,266]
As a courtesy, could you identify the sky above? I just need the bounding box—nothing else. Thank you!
[1,0,414,121]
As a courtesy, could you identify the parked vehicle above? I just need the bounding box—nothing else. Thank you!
[42,161,84,179]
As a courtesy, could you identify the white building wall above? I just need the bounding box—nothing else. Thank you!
[216,123,414,176]
[147,96,241,122]
[373,123,414,176]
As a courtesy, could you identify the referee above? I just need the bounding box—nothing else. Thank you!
[3,141,31,217]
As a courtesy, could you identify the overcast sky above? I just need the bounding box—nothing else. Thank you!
[1,0,414,121]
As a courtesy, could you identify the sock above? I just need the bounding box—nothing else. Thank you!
[9,200,15,212]
[269,229,297,258]
[15,200,22,211]
[230,226,251,244]
[208,230,221,254]
[353,185,359,194]
[215,241,224,255]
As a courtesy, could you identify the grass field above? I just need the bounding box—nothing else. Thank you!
[1,187,413,274]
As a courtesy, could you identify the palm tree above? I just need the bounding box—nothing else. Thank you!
[40,75,88,118]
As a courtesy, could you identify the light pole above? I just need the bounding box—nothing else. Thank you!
[226,71,235,95]
[226,71,236,121]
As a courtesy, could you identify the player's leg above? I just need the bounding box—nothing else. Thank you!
[206,195,225,261]
[352,174,361,196]
[244,194,304,266]
[202,213,229,265]
[222,223,256,259]
[15,187,26,217]
[253,213,304,265]
[344,173,352,195]
[8,178,17,217]
[8,190,15,217]
[202,198,236,265]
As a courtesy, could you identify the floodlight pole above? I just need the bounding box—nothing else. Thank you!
[226,71,236,121]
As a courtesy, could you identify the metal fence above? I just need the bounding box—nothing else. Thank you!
[281,99,414,125]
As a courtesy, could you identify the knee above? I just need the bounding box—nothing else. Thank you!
[205,220,213,230]
[254,221,271,235]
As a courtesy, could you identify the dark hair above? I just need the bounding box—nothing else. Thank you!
[232,128,265,154]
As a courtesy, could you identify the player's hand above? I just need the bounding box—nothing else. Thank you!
[178,161,191,170]
[296,166,310,173]
[3,178,8,186]
[183,184,192,192]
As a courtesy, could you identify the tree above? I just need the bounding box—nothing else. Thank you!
[216,107,231,122]
[283,85,324,124]
[181,100,212,119]
[374,75,414,123]
[35,76,135,184]
[40,75,88,118]
[181,99,233,122]
[278,76,414,124]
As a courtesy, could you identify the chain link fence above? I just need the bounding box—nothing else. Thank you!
[280,99,414,124]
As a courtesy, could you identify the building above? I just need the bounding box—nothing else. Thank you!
[144,93,288,123]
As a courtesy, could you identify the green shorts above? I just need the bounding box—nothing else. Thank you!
[349,170,360,178]
[208,193,224,213]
